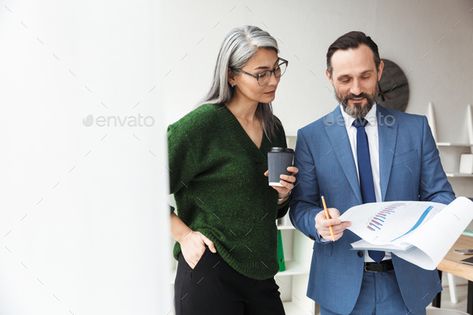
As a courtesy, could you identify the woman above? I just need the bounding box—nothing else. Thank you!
[168,25,297,315]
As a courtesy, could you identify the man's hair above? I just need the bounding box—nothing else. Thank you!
[326,31,381,75]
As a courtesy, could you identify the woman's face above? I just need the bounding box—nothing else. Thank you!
[229,48,281,105]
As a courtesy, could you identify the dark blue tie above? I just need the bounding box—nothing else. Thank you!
[353,118,385,263]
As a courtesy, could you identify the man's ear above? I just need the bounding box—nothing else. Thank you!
[377,60,384,81]
[325,69,332,81]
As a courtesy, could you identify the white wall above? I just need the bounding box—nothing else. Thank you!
[0,1,171,314]
[160,0,473,141]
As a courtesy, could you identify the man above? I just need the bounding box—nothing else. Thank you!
[290,31,455,315]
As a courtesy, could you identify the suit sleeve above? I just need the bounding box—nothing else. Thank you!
[289,129,325,242]
[419,116,455,204]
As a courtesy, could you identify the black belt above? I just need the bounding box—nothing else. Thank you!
[364,260,394,272]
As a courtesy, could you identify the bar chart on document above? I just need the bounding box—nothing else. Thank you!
[340,198,473,270]
[349,202,443,248]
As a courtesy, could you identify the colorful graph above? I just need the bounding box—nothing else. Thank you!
[366,203,403,231]
[390,206,433,241]
[366,202,435,241]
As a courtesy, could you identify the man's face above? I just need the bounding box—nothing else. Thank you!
[326,44,384,119]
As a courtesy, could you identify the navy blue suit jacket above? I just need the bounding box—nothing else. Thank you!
[290,105,455,314]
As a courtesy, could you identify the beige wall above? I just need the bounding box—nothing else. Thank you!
[160,0,473,140]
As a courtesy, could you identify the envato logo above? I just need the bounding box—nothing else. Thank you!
[82,114,155,127]
[323,113,396,127]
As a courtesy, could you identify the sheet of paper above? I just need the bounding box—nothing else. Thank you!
[339,197,473,270]
[397,197,473,269]
[350,239,412,251]
[340,201,445,246]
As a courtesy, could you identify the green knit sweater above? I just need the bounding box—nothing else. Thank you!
[168,103,289,280]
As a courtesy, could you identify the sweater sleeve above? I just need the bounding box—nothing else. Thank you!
[167,123,199,198]
[277,196,291,218]
[273,116,290,219]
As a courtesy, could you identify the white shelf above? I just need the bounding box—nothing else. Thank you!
[437,142,472,147]
[446,173,473,178]
[283,301,314,315]
[278,224,296,230]
[276,261,308,277]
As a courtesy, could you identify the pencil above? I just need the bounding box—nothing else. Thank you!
[321,196,335,241]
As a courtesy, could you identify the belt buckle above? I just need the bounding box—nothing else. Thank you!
[364,262,381,273]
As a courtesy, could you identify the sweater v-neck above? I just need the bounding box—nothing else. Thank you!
[219,104,269,158]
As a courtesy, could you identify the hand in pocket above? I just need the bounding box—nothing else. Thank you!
[179,231,216,269]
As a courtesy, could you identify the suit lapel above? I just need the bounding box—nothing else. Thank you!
[377,106,398,201]
[324,106,362,203]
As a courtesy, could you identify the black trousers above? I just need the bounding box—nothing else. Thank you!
[174,249,285,315]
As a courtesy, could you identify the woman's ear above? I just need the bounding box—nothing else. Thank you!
[228,68,236,87]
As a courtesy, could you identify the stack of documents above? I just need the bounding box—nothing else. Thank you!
[339,197,473,270]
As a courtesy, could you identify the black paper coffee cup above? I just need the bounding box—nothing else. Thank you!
[268,147,294,186]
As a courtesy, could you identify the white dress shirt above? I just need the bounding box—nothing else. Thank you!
[340,104,391,262]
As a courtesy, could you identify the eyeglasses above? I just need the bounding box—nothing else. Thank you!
[237,58,288,86]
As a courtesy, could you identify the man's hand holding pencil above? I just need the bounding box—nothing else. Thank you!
[315,196,351,241]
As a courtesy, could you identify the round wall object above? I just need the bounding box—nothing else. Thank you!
[377,59,409,112]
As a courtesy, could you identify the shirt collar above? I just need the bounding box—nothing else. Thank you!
[340,103,378,129]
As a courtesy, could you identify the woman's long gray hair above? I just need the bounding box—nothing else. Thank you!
[203,25,282,140]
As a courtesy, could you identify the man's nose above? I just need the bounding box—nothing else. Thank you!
[350,79,361,95]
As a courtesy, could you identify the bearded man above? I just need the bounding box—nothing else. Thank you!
[289,31,455,315]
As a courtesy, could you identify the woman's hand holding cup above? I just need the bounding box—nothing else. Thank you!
[265,147,298,204]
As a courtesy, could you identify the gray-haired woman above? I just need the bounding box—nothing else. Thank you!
[168,25,298,315]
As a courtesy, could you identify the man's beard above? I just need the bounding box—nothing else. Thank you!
[338,92,376,119]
